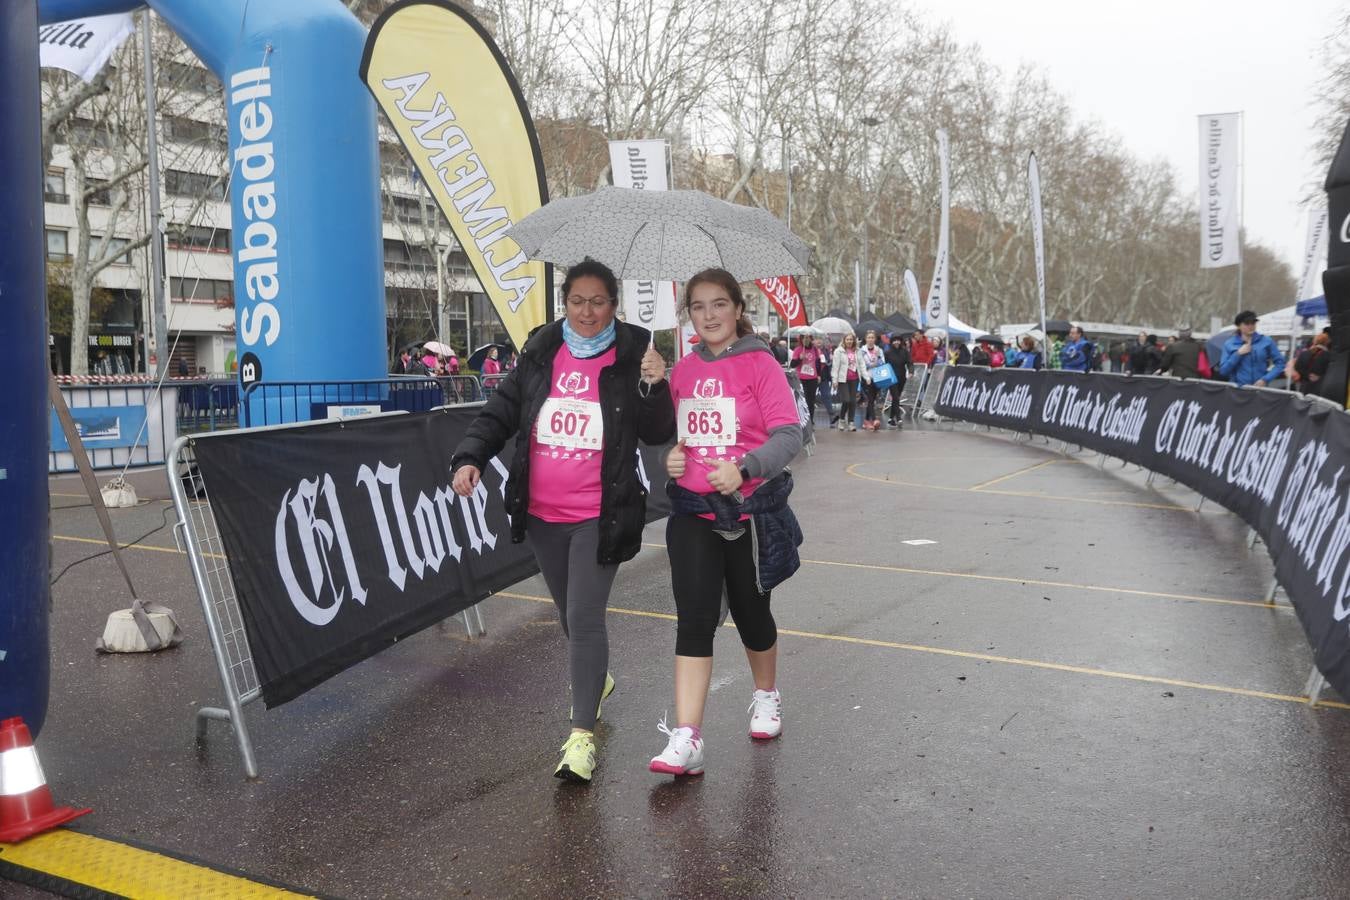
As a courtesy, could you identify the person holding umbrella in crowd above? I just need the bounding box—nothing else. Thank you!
[450,259,673,785]
[651,268,803,777]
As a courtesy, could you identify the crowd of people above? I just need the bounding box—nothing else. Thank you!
[895,309,1323,393]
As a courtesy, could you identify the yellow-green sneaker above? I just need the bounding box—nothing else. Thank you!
[554,731,596,783]
[569,672,616,721]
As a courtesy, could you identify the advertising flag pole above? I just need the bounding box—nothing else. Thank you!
[1237,110,1245,316]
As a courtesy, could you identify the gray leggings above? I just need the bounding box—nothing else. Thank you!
[528,516,619,730]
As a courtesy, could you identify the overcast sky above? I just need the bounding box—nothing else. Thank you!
[914,0,1345,278]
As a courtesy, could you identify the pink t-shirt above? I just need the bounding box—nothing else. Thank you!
[482,358,501,375]
[792,346,820,380]
[670,348,800,500]
[845,350,859,381]
[528,345,615,522]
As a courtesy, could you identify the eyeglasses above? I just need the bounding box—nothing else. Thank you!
[566,295,612,310]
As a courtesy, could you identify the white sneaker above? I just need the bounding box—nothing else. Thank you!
[748,689,782,740]
[649,717,705,776]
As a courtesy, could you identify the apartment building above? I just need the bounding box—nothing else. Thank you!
[44,30,486,377]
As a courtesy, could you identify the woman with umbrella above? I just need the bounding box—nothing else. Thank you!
[650,268,804,777]
[450,259,672,784]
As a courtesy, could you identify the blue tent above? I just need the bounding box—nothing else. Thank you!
[1296,295,1327,317]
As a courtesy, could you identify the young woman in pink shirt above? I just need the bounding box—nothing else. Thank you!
[650,268,804,777]
[451,260,672,784]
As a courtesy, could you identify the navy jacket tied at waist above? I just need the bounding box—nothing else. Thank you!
[666,473,803,592]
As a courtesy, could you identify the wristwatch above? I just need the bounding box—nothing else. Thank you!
[738,465,752,482]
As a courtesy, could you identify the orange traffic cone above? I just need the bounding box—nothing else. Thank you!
[0,716,91,842]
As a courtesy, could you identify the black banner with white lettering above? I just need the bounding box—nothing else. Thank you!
[191,406,671,707]
[935,367,1350,700]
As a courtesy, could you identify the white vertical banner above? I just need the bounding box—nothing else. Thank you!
[1198,113,1242,269]
[1298,206,1329,301]
[924,129,951,329]
[903,268,922,325]
[38,13,136,83]
[608,139,678,331]
[1027,152,1048,339]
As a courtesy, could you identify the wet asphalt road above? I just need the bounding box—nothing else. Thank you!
[19,422,1350,899]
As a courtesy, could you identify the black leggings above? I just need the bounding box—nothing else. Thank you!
[667,514,776,657]
[888,383,905,421]
[863,382,880,420]
[836,380,858,423]
[801,378,818,420]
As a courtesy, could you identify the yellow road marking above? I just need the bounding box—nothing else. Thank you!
[0,830,314,899]
[967,457,1063,491]
[795,557,1282,611]
[847,462,1196,512]
[637,542,1276,610]
[60,531,1275,614]
[54,534,182,555]
[52,534,225,561]
[493,591,1344,710]
[51,492,172,503]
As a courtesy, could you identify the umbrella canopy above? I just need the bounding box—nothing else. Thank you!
[825,308,858,325]
[422,340,455,357]
[1044,319,1073,335]
[882,311,919,333]
[505,186,810,282]
[855,318,890,338]
[785,324,824,339]
[467,343,508,372]
[811,316,855,338]
[1206,330,1235,371]
[1297,295,1327,317]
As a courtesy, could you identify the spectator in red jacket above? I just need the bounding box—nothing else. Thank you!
[909,329,936,366]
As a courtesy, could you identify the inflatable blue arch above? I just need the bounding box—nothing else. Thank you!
[2,0,388,733]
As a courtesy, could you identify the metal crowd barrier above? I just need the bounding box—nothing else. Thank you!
[241,377,444,427]
[167,413,487,779]
[49,379,179,473]
[894,363,930,423]
[174,380,240,433]
[434,374,486,405]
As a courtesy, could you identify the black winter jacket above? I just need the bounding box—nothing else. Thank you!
[449,320,676,564]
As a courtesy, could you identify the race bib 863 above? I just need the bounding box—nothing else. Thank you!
[677,396,737,447]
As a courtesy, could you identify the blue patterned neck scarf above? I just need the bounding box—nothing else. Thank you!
[562,319,617,358]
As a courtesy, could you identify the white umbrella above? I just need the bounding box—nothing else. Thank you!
[505,186,810,282]
[785,325,824,338]
[811,316,854,337]
[423,340,455,356]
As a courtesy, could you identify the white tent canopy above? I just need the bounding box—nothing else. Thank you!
[945,313,988,341]
[1243,302,1328,337]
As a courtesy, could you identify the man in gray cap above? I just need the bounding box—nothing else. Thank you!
[1159,326,1205,379]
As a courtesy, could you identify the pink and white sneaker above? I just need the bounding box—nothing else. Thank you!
[748,689,782,740]
[649,718,705,776]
